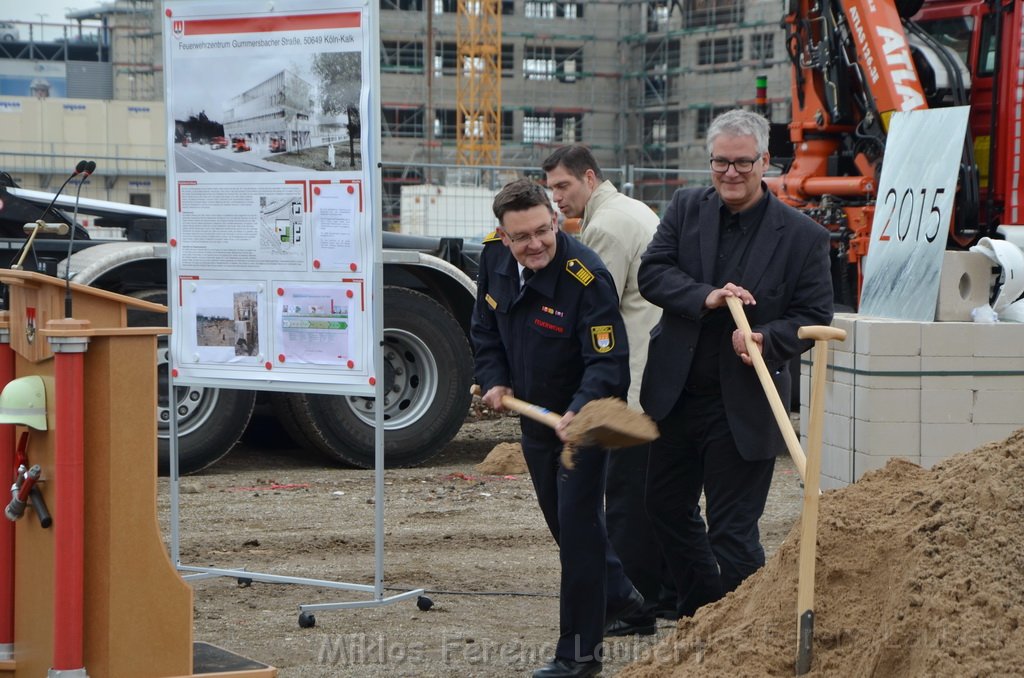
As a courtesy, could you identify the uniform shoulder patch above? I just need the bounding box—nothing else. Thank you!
[482,230,502,243]
[565,258,595,286]
[590,325,615,353]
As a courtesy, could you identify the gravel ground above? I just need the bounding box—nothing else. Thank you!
[157,411,803,677]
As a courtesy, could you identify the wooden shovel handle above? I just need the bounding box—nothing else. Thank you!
[798,325,847,342]
[471,385,563,429]
[725,296,807,482]
[499,395,563,428]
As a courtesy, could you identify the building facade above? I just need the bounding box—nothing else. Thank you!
[0,0,792,212]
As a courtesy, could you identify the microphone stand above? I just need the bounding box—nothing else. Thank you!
[64,162,95,318]
[9,161,87,272]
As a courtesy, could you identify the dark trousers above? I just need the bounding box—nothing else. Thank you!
[644,390,775,617]
[606,442,669,621]
[521,426,634,662]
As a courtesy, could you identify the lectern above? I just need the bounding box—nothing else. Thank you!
[0,270,275,678]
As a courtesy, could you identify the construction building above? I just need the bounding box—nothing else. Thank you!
[0,0,791,216]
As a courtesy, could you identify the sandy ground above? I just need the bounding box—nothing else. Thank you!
[158,410,803,677]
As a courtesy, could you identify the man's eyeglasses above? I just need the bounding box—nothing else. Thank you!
[506,225,554,245]
[709,157,760,174]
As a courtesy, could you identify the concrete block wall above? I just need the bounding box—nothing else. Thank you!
[800,313,1024,490]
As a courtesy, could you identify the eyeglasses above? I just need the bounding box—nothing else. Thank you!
[709,156,761,174]
[505,225,554,245]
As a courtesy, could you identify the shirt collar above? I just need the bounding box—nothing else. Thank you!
[718,184,770,232]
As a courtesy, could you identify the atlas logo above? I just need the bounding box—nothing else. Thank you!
[876,26,925,110]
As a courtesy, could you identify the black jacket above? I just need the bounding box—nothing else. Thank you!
[638,187,833,460]
[471,230,629,419]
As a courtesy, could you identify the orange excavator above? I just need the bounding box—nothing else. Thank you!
[770,0,1024,307]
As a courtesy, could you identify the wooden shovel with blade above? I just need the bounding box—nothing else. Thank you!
[471,386,658,468]
[724,296,846,674]
[793,323,846,675]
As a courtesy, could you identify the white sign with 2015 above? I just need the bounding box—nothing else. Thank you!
[860,106,970,321]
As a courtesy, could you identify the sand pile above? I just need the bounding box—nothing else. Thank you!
[475,442,528,475]
[618,429,1024,677]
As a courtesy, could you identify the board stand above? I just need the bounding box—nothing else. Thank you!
[164,300,425,627]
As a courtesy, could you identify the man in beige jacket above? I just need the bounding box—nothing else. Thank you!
[543,145,670,636]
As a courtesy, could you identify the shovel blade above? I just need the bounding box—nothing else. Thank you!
[795,608,814,675]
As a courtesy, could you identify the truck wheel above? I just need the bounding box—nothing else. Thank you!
[267,392,356,466]
[127,290,257,475]
[281,287,472,468]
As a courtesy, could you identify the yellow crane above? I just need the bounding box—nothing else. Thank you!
[456,0,501,166]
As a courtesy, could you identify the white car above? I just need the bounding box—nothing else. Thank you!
[0,23,19,42]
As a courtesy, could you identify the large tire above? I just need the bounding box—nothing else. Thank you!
[274,287,472,468]
[267,391,356,466]
[127,289,257,475]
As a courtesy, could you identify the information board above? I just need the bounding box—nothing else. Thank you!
[163,0,379,396]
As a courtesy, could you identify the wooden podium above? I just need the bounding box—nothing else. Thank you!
[0,270,275,678]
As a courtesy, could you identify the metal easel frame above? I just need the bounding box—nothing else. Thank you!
[163,0,422,625]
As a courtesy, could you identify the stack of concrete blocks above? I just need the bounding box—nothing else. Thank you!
[800,313,1024,490]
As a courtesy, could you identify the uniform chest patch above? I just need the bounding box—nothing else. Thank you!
[485,293,498,309]
[591,325,615,353]
[541,305,564,317]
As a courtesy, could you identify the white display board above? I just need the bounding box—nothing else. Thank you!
[163,0,378,396]
[860,107,970,321]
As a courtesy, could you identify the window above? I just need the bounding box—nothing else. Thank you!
[434,109,514,140]
[917,16,975,72]
[382,106,425,138]
[382,40,424,72]
[522,111,583,143]
[697,36,743,67]
[680,0,742,28]
[129,193,151,207]
[435,42,514,78]
[523,115,555,143]
[434,42,457,77]
[647,1,670,32]
[381,0,423,10]
[435,109,457,139]
[977,15,996,74]
[645,111,678,145]
[750,33,774,61]
[525,2,583,19]
[645,39,680,103]
[523,45,583,82]
[433,0,513,13]
[695,106,734,139]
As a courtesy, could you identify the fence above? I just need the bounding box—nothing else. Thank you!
[380,161,713,240]
[0,150,713,240]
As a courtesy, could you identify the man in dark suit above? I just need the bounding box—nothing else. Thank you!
[638,109,833,618]
[472,179,642,678]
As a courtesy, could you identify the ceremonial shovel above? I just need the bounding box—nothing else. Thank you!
[793,323,846,675]
[724,296,846,674]
[471,386,658,468]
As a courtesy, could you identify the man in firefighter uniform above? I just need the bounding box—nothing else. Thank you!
[471,179,642,678]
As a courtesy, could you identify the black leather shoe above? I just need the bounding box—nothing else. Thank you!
[655,603,679,621]
[605,586,645,627]
[604,617,657,637]
[532,657,602,677]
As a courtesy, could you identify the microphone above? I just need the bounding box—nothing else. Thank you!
[65,161,96,318]
[11,161,88,271]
